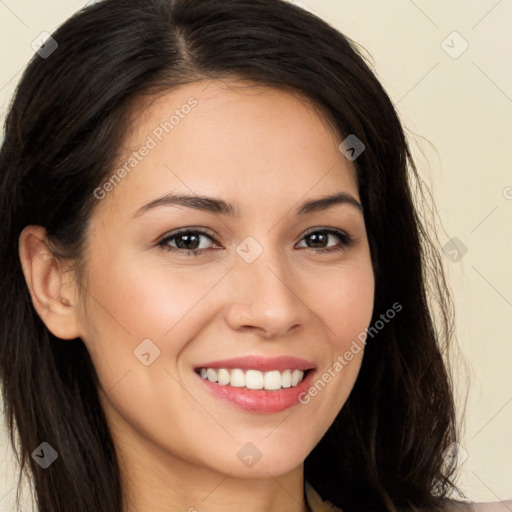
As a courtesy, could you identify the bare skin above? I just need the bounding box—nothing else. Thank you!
[19,79,375,512]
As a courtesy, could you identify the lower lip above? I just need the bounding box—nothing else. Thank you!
[195,370,317,413]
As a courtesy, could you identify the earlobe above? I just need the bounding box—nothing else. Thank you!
[18,225,81,340]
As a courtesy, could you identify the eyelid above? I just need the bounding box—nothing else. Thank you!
[158,226,350,242]
[300,226,347,238]
[157,226,218,242]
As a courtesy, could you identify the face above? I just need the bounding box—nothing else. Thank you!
[76,79,374,482]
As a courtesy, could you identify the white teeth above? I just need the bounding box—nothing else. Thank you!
[281,369,292,388]
[264,370,282,390]
[291,369,303,386]
[197,367,307,390]
[217,368,230,386]
[206,368,218,383]
[230,369,246,387]
[246,369,264,390]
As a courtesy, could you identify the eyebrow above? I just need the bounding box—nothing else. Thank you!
[132,191,363,218]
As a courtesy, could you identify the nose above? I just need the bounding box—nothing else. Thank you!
[224,246,307,340]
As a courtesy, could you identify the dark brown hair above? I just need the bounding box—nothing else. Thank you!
[0,0,465,510]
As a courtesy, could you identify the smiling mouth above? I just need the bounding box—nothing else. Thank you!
[194,367,311,391]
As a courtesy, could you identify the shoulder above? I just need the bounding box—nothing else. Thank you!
[305,483,512,512]
[305,481,342,511]
[441,498,512,512]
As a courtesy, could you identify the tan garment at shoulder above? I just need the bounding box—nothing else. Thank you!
[305,483,512,512]
[305,481,343,512]
[444,499,512,512]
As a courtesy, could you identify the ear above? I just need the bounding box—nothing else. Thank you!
[18,225,81,340]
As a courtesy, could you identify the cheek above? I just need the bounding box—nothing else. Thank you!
[301,260,374,415]
[82,249,224,340]
[318,259,375,346]
[77,247,230,389]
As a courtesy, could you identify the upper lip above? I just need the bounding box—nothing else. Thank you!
[194,355,316,372]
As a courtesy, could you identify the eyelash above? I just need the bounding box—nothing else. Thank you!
[157,227,356,257]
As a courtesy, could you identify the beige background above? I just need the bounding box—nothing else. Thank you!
[0,0,511,509]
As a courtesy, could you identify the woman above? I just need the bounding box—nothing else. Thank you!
[0,0,509,511]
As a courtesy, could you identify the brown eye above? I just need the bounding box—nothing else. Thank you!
[158,229,219,256]
[297,229,356,253]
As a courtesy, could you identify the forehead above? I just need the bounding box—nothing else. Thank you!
[128,78,343,142]
[96,79,359,218]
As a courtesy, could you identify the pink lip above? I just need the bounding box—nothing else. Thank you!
[193,355,316,372]
[195,368,317,414]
